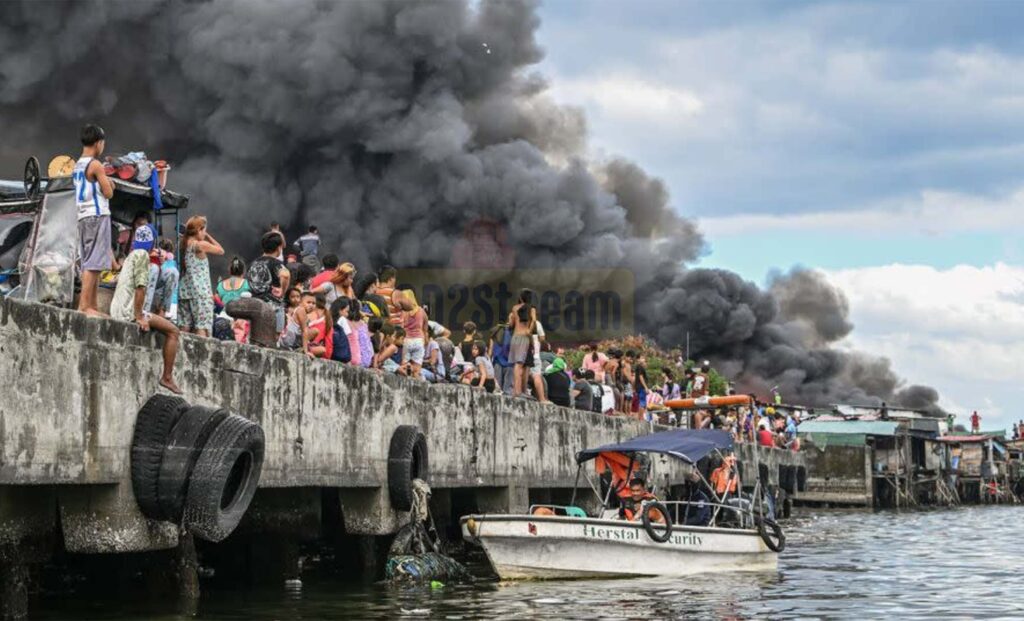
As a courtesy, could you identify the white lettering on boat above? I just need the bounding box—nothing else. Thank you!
[582,524,703,547]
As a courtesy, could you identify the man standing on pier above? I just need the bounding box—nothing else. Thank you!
[73,124,116,317]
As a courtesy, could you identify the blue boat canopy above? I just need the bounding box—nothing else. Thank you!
[576,429,734,465]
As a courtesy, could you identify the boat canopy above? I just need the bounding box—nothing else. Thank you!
[575,429,734,465]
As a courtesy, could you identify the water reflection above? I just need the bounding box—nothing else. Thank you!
[35,506,1024,620]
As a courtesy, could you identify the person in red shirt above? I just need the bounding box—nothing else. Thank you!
[757,421,775,448]
[971,410,981,433]
[310,254,339,292]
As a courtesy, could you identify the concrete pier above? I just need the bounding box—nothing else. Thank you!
[0,297,804,615]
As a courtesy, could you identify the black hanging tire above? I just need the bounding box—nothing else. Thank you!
[388,426,429,512]
[131,394,189,520]
[183,414,265,542]
[641,501,673,543]
[23,156,40,201]
[157,405,230,522]
[756,517,786,552]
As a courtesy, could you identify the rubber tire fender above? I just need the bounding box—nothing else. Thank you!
[388,426,429,512]
[131,394,189,520]
[183,414,265,542]
[157,405,230,522]
[641,501,674,543]
[796,466,808,492]
[757,517,786,552]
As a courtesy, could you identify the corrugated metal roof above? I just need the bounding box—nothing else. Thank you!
[938,435,996,443]
[799,420,900,436]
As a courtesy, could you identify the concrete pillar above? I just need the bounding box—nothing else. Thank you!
[0,546,28,621]
[474,485,529,514]
[356,536,381,580]
[248,536,301,584]
[174,534,200,616]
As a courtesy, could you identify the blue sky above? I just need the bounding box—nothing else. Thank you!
[536,0,1024,281]
[534,0,1024,430]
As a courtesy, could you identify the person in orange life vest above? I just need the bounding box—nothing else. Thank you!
[618,477,665,523]
[709,455,740,497]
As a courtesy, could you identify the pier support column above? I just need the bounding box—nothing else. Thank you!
[248,536,301,584]
[356,536,382,580]
[174,533,200,616]
[474,485,529,514]
[0,546,28,621]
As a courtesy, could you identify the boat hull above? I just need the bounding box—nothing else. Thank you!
[461,514,777,580]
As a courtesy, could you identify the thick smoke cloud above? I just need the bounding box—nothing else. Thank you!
[0,0,941,412]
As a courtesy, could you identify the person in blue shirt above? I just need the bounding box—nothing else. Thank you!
[489,323,512,395]
[681,471,711,526]
[785,411,799,444]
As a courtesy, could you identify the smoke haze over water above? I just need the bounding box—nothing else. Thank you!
[0,0,942,412]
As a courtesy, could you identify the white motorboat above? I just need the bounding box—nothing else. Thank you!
[461,428,785,580]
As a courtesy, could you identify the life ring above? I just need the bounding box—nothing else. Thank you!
[388,426,429,511]
[641,502,673,543]
[756,517,786,552]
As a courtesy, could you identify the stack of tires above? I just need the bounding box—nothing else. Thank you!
[131,395,265,542]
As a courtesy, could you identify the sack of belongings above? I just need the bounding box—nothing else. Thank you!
[103,151,169,185]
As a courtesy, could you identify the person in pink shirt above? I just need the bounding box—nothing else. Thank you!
[582,342,608,383]
[345,298,363,367]
[398,288,427,379]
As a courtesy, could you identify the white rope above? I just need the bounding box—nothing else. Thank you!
[411,478,432,523]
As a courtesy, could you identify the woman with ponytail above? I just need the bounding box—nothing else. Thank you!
[217,256,251,343]
[216,256,250,305]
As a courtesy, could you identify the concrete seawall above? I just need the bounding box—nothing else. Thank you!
[0,296,804,616]
[1,296,677,549]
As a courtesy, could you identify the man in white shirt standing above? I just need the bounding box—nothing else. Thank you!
[73,124,116,317]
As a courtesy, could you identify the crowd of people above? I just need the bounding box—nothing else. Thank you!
[67,123,800,448]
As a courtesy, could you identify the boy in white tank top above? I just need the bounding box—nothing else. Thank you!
[74,124,116,317]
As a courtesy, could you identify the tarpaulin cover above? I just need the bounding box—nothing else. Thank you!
[9,187,76,304]
[576,429,734,465]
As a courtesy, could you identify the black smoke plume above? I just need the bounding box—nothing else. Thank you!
[0,0,942,413]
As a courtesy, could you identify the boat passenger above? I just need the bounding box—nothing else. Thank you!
[709,455,739,497]
[681,470,712,527]
[618,477,665,524]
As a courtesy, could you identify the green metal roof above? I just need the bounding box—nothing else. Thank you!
[798,420,900,437]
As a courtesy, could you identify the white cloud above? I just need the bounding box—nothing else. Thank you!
[537,5,1024,218]
[822,263,1024,430]
[699,186,1024,237]
[548,74,704,124]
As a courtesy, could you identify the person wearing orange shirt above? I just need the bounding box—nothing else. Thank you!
[709,455,739,497]
[618,477,665,524]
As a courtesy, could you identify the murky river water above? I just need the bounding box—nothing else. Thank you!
[36,505,1023,620]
